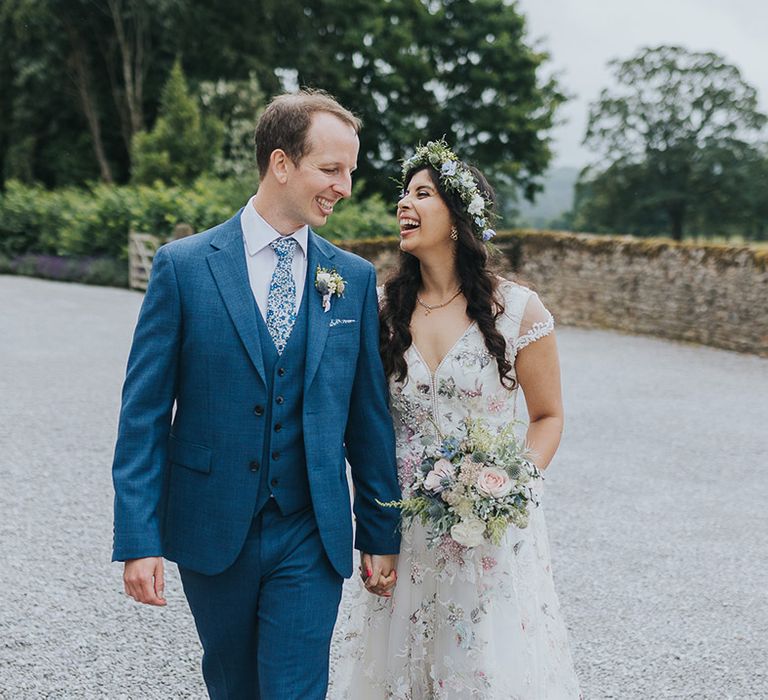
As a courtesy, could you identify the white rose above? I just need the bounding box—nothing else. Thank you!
[450,516,486,548]
[476,467,513,499]
[423,458,455,493]
[316,272,331,285]
[468,194,485,216]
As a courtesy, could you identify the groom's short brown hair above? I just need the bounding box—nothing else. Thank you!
[254,89,361,178]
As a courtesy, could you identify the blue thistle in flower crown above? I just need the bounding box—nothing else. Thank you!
[401,139,497,244]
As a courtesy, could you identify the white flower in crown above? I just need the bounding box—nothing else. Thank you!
[315,266,346,313]
[468,194,485,216]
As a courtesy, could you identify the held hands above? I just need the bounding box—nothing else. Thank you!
[123,557,167,606]
[360,552,398,597]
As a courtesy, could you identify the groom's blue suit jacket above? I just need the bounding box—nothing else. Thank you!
[112,211,401,577]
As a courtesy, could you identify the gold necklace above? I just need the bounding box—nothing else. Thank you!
[416,289,462,316]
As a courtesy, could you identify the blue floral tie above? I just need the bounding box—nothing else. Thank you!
[266,237,298,355]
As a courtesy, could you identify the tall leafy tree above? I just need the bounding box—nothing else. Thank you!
[274,0,565,198]
[1,0,563,198]
[1,0,103,185]
[578,45,767,240]
[132,59,223,185]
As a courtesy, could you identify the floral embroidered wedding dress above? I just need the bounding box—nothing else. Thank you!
[329,280,581,700]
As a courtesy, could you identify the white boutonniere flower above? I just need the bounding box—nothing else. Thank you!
[315,266,346,312]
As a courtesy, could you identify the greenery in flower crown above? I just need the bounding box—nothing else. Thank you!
[401,139,497,243]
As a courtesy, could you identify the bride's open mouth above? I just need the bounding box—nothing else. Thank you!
[399,217,420,235]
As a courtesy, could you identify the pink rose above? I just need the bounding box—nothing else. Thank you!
[476,467,512,498]
[423,458,455,493]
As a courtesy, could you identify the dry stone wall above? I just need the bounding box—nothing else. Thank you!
[338,231,768,357]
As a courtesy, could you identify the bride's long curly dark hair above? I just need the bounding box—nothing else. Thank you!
[380,163,516,389]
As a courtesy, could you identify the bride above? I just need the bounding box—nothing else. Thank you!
[330,141,581,699]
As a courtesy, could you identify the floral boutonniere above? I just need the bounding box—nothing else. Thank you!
[315,266,346,312]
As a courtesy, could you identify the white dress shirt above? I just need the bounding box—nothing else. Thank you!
[240,195,309,321]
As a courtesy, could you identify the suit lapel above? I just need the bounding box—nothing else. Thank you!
[304,231,336,391]
[207,215,267,385]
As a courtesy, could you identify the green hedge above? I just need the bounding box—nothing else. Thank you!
[0,178,397,261]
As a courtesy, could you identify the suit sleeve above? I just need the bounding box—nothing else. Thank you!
[111,245,181,561]
[344,265,402,555]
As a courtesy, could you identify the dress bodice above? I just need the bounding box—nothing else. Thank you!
[388,280,554,488]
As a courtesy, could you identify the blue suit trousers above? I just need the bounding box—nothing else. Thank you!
[179,501,343,699]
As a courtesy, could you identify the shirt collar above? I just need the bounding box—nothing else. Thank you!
[241,195,309,257]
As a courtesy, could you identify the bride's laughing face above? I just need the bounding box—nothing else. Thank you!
[397,168,454,257]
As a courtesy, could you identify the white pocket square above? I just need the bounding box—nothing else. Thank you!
[329,318,356,327]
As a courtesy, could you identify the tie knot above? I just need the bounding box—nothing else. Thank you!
[270,236,297,259]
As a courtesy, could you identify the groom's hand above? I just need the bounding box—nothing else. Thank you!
[123,557,167,606]
[360,553,398,597]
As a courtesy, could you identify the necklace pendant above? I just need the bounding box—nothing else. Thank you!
[424,308,431,316]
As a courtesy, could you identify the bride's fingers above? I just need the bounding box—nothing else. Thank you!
[368,570,397,596]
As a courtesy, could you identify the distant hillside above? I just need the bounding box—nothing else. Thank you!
[517,166,579,228]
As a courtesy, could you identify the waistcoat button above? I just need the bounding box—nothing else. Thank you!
[249,460,260,472]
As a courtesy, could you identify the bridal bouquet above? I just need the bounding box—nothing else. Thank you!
[381,419,542,548]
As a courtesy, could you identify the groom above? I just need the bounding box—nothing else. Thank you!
[112,90,401,698]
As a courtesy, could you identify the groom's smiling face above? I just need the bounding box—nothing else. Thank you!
[283,111,359,229]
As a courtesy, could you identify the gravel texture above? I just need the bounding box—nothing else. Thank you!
[1,275,766,699]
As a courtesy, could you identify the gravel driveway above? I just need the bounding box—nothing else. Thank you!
[1,275,766,698]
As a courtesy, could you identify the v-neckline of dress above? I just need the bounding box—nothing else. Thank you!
[410,321,477,376]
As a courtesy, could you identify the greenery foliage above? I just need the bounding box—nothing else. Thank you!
[0,0,562,204]
[322,188,396,240]
[199,73,266,179]
[575,46,768,241]
[131,60,224,185]
[0,177,395,264]
[0,176,254,259]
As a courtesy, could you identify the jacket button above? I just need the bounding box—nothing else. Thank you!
[249,460,260,472]
[277,367,286,377]
[253,405,264,416]
[271,478,279,487]
[275,396,284,405]
[274,423,282,432]
[272,451,280,460]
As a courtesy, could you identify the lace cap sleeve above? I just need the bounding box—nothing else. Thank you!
[515,291,554,353]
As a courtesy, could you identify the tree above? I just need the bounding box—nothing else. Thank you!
[578,45,767,240]
[199,73,266,181]
[1,0,564,198]
[131,60,223,185]
[281,0,565,198]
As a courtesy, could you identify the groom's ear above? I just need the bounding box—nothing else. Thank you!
[269,149,291,184]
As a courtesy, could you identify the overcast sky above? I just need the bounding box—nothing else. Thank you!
[515,0,768,168]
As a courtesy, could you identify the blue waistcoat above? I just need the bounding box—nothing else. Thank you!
[253,286,311,517]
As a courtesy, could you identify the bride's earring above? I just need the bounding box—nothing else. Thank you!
[450,226,458,241]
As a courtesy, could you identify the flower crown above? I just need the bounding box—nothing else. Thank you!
[401,139,496,242]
